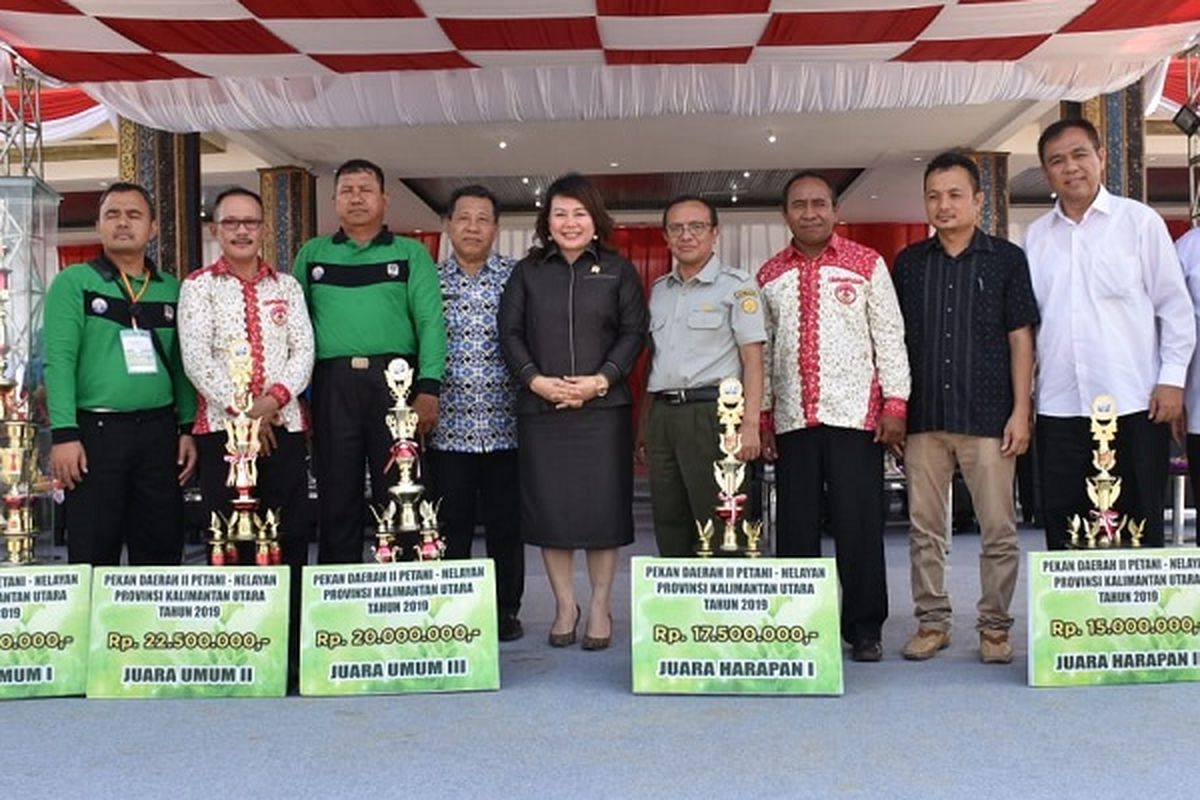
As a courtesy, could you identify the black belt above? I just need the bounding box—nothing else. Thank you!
[317,354,407,371]
[77,405,176,424]
[653,387,720,406]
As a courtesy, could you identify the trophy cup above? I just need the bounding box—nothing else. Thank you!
[207,340,282,566]
[0,261,38,566]
[1066,394,1145,549]
[695,378,763,558]
[371,359,444,563]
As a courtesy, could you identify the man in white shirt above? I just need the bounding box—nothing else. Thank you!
[1174,227,1200,541]
[1025,119,1194,550]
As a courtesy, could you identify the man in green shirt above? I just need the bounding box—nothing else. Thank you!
[46,182,197,565]
[294,159,446,563]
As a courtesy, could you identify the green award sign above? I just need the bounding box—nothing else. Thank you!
[86,566,289,698]
[1028,549,1200,687]
[299,560,499,695]
[0,565,92,699]
[631,557,843,695]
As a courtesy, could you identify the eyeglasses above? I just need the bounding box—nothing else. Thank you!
[665,221,713,238]
[218,218,263,232]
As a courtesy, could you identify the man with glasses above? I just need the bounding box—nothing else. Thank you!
[178,186,314,683]
[427,185,525,640]
[638,195,765,557]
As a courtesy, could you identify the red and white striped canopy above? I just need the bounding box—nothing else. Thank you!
[2,1,1198,132]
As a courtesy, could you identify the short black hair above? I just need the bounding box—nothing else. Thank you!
[924,151,981,193]
[98,182,155,220]
[335,158,385,189]
[212,187,264,220]
[447,184,500,221]
[781,170,836,208]
[1037,118,1102,165]
[662,195,718,229]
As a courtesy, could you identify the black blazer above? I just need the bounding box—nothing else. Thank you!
[499,244,648,414]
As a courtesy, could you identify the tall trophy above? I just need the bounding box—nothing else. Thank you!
[370,359,444,563]
[695,378,763,558]
[0,260,37,566]
[207,341,282,566]
[1066,394,1145,549]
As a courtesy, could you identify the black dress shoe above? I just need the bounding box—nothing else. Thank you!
[851,639,883,662]
[499,614,524,642]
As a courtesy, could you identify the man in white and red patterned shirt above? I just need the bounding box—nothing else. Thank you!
[758,171,910,663]
[178,187,314,680]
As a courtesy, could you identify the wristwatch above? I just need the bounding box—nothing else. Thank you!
[595,376,608,398]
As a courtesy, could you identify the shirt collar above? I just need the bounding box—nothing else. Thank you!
[1052,186,1111,226]
[331,225,395,246]
[443,250,505,276]
[543,240,602,264]
[669,252,721,285]
[210,255,277,282]
[789,233,841,263]
[930,228,993,257]
[91,252,163,282]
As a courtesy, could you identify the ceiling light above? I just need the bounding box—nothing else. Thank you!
[912,156,922,162]
[498,140,508,150]
[609,161,619,168]
[534,186,542,194]
[414,228,422,233]
[521,177,529,184]
[534,199,542,208]
[731,195,739,204]
[1049,192,1058,200]
[766,132,777,144]
[869,194,879,200]
[743,171,751,178]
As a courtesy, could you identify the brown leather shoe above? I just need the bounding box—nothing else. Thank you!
[979,630,1013,664]
[902,627,951,660]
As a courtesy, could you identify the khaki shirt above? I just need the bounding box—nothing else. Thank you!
[647,254,766,392]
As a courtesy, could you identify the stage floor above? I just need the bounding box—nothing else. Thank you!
[7,502,1198,799]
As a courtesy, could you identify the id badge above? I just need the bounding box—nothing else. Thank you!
[120,329,159,375]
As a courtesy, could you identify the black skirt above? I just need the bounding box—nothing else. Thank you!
[517,405,634,549]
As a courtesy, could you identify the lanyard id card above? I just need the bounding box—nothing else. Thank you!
[120,328,159,375]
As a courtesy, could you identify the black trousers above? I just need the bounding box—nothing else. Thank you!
[1188,435,1200,548]
[311,356,408,564]
[65,407,183,566]
[426,448,524,616]
[196,427,310,670]
[775,425,888,644]
[1038,413,1168,550]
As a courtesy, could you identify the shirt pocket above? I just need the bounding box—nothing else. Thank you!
[1088,248,1138,299]
[687,309,724,330]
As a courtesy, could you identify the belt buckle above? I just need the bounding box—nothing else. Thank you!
[350,356,370,370]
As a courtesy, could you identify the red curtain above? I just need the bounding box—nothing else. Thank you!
[1166,219,1192,241]
[400,231,441,260]
[837,222,929,265]
[58,243,102,270]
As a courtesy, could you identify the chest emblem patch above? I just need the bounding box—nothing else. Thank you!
[834,282,857,305]
[90,297,108,314]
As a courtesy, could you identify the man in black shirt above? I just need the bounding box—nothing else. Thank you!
[892,151,1039,664]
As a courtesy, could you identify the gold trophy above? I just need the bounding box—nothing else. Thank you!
[371,359,444,563]
[695,378,763,558]
[1066,394,1145,549]
[207,340,282,566]
[0,261,37,566]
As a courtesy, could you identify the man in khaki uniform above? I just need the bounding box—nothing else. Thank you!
[638,195,765,557]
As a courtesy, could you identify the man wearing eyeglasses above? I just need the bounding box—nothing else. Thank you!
[638,195,765,557]
[178,187,314,567]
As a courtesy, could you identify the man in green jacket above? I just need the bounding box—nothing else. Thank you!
[294,159,446,563]
[47,182,197,565]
